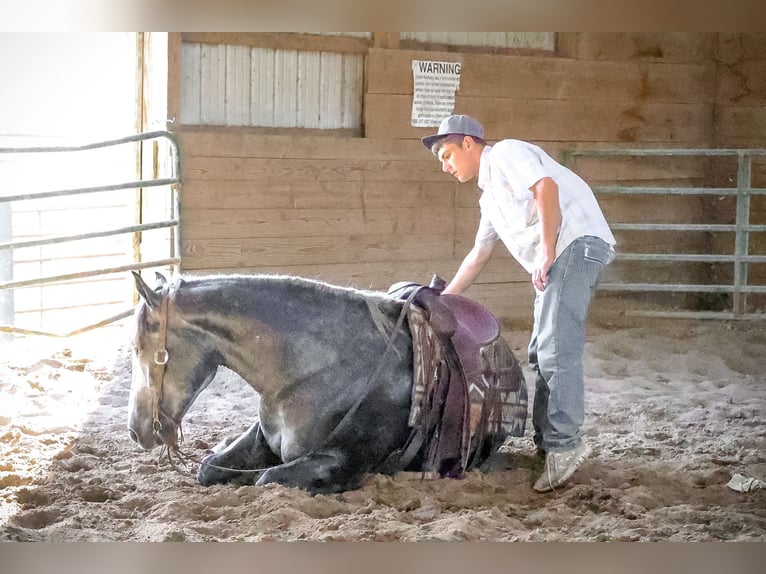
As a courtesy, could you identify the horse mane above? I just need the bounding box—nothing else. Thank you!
[170,273,402,340]
[174,272,387,301]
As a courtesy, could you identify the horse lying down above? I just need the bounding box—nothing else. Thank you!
[127,272,527,494]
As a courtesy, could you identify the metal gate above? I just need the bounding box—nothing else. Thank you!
[0,131,181,337]
[565,148,766,320]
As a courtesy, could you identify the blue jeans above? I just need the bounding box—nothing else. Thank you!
[528,236,613,452]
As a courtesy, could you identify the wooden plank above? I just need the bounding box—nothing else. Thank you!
[182,207,456,239]
[400,32,554,52]
[597,195,708,225]
[177,130,427,160]
[718,33,766,65]
[182,234,455,269]
[366,48,715,104]
[373,33,400,50]
[167,33,183,128]
[571,33,717,64]
[556,33,579,58]
[182,155,453,183]
[364,93,714,144]
[341,54,364,129]
[454,207,480,234]
[716,106,766,145]
[565,155,711,183]
[179,180,458,210]
[182,33,371,54]
[717,61,766,105]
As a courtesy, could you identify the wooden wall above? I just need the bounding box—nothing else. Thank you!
[172,33,766,326]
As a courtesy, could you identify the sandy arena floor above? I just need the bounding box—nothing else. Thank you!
[1,317,764,542]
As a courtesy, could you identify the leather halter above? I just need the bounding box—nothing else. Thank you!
[150,283,172,435]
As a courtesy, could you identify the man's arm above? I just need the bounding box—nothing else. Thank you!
[531,176,562,291]
[442,240,496,295]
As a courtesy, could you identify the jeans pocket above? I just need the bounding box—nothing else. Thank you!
[583,241,611,267]
[582,240,611,289]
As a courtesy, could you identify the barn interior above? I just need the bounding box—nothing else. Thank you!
[0,32,765,544]
[2,32,765,337]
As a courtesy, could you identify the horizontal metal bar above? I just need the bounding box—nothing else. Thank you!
[623,310,766,321]
[0,309,134,338]
[571,149,766,157]
[614,223,734,232]
[616,253,766,263]
[592,186,766,196]
[0,130,178,155]
[0,258,180,291]
[0,220,179,252]
[599,283,766,293]
[612,223,766,232]
[0,177,178,204]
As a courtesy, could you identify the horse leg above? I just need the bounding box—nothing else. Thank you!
[197,420,281,486]
[255,398,411,494]
[255,449,364,494]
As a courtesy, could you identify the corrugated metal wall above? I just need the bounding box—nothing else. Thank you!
[181,43,364,129]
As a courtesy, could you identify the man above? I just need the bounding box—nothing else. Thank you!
[421,114,616,492]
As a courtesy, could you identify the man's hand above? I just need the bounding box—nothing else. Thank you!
[532,249,555,291]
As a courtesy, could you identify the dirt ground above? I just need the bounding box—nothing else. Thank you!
[1,315,764,542]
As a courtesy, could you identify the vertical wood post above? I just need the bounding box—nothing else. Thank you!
[0,202,13,341]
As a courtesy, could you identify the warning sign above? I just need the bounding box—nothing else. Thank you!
[411,60,462,127]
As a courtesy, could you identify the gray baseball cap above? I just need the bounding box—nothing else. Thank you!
[421,114,484,150]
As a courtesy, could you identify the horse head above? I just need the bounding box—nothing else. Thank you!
[127,271,221,453]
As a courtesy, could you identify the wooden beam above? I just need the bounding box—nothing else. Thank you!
[556,33,579,58]
[373,32,399,49]
[181,32,371,54]
[167,32,182,128]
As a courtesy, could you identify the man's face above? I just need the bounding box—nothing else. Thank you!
[436,138,479,183]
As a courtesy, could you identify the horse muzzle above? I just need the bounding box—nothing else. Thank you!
[127,419,163,450]
[127,405,175,450]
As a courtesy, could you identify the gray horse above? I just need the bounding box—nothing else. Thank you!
[127,271,526,494]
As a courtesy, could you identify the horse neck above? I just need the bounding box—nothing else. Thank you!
[174,276,392,391]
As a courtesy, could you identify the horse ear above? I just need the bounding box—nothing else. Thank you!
[132,271,161,309]
[154,272,168,288]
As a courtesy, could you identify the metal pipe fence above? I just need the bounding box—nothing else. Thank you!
[565,148,766,320]
[0,131,181,337]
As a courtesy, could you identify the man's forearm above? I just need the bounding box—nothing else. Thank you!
[443,243,494,295]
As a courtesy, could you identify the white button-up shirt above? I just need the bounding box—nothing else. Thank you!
[476,140,616,273]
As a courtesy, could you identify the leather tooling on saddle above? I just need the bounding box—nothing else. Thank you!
[387,277,528,478]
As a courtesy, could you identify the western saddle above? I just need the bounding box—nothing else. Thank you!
[384,276,528,478]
